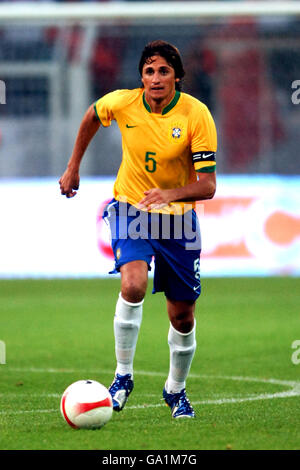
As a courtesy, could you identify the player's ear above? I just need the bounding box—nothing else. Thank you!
[175,78,180,82]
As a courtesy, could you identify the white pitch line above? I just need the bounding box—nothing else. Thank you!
[6,367,169,375]
[1,367,300,416]
[128,389,300,409]
[1,387,299,416]
[197,373,300,388]
[0,409,58,415]
[0,393,61,398]
[5,366,300,386]
[5,366,300,389]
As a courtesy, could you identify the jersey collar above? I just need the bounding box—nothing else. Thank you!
[142,90,181,115]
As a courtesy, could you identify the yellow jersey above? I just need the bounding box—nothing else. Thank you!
[94,88,217,214]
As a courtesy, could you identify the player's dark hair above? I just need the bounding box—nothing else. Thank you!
[138,40,185,91]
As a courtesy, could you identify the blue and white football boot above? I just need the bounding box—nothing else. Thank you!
[163,387,195,418]
[109,373,134,412]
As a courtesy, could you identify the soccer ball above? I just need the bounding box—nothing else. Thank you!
[60,379,113,429]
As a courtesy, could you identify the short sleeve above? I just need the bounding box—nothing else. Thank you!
[190,103,217,173]
[94,91,117,127]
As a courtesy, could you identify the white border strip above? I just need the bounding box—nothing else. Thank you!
[0,2,300,23]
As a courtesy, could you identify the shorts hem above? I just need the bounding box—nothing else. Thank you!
[152,286,201,302]
[109,257,152,274]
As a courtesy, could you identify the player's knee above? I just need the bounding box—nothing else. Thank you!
[169,308,195,334]
[121,279,146,303]
[173,317,194,334]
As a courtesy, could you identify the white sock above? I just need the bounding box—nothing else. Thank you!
[165,321,196,394]
[113,292,143,378]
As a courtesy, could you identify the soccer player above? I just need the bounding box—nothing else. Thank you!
[59,40,217,419]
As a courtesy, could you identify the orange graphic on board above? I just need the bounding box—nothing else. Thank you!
[264,211,300,246]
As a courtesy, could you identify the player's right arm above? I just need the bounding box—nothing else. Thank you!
[59,104,100,198]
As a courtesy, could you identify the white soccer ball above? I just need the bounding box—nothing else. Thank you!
[60,379,113,429]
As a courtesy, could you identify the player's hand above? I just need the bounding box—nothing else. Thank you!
[59,168,80,198]
[138,188,173,210]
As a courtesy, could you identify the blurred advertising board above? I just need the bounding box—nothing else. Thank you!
[0,176,299,278]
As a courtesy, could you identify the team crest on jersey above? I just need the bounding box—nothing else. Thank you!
[169,122,185,143]
[172,127,181,139]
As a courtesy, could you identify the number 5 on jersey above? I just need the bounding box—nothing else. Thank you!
[145,151,157,173]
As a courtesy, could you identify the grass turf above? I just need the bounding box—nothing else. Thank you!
[0,277,299,450]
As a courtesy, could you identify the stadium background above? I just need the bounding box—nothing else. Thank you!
[0,1,300,278]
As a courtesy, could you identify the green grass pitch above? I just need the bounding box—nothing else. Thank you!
[0,277,299,450]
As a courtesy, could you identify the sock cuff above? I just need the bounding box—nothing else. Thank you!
[169,320,196,336]
[168,320,196,348]
[119,292,144,307]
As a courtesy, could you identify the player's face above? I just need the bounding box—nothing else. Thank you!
[141,55,179,107]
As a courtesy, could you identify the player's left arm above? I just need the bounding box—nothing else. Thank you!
[139,172,216,209]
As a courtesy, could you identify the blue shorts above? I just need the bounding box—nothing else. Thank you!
[103,199,202,302]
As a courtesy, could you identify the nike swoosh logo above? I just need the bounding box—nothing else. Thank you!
[126,124,137,128]
[193,152,214,159]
